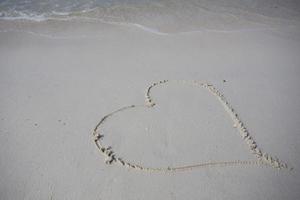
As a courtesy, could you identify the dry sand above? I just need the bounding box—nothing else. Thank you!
[1,6,300,199]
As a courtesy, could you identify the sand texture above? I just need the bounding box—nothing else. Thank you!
[93,80,289,172]
[1,1,300,199]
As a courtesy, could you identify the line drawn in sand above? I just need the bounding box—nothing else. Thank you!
[93,80,292,172]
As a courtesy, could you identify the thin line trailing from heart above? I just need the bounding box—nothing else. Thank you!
[93,80,291,172]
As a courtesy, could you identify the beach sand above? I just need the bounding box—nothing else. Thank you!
[1,2,300,199]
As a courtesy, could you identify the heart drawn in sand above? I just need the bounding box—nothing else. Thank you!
[93,80,290,172]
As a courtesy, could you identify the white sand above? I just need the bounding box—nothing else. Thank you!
[94,80,289,171]
[1,5,300,199]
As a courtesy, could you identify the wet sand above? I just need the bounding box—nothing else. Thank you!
[1,12,300,200]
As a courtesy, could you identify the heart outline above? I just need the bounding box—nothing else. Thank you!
[93,80,290,172]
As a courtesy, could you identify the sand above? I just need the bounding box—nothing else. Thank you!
[1,9,300,200]
[93,80,289,172]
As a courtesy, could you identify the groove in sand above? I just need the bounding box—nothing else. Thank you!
[93,80,291,172]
